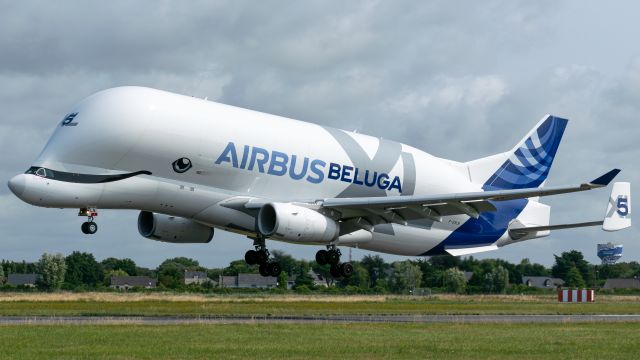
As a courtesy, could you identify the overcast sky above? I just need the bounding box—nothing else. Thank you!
[0,1,638,268]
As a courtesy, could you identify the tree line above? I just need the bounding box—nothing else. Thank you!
[1,249,638,293]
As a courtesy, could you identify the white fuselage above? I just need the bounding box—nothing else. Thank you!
[9,87,547,256]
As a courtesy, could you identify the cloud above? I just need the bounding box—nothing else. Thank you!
[0,1,637,268]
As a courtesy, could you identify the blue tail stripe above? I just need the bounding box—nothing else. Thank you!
[483,115,567,191]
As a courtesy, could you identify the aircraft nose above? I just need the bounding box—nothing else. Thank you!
[8,174,26,198]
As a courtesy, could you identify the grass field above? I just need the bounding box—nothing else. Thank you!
[0,293,638,359]
[0,292,639,316]
[0,322,638,359]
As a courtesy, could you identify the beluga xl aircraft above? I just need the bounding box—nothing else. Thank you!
[8,87,631,278]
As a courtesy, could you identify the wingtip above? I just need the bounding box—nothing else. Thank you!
[590,169,621,186]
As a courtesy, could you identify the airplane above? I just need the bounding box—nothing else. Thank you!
[7,86,631,278]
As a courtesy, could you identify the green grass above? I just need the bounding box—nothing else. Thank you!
[0,323,638,359]
[0,298,639,316]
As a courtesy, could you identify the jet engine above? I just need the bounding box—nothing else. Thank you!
[137,211,214,243]
[257,203,339,243]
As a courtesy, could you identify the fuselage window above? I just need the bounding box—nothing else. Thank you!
[35,168,47,177]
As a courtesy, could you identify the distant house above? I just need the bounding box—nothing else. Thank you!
[219,273,278,289]
[602,278,640,290]
[110,276,157,290]
[522,276,565,289]
[309,271,329,288]
[184,271,213,285]
[463,272,474,282]
[238,274,278,289]
[219,276,238,288]
[7,273,40,287]
[287,270,329,289]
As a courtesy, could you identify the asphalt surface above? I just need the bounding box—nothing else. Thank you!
[1,314,640,325]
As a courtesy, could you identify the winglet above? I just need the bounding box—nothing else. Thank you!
[590,169,621,186]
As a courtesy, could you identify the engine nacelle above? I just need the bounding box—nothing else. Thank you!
[257,203,339,243]
[137,211,214,243]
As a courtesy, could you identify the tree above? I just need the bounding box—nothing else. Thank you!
[597,262,640,280]
[157,257,204,288]
[517,258,549,277]
[310,263,334,286]
[65,252,103,287]
[36,253,66,291]
[361,255,389,287]
[564,266,586,288]
[294,267,315,290]
[390,261,422,293]
[552,251,594,286]
[162,257,200,268]
[0,263,4,282]
[1,260,36,274]
[429,256,461,271]
[222,260,258,276]
[483,266,509,293]
[101,257,137,276]
[135,266,153,277]
[442,267,466,294]
[277,271,289,289]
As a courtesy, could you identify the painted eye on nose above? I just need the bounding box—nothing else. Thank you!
[172,157,192,173]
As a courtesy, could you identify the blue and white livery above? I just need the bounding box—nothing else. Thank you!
[7,87,631,277]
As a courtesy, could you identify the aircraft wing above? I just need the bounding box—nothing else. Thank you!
[319,169,621,224]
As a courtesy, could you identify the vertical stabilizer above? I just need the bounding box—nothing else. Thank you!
[603,182,631,231]
[466,115,568,191]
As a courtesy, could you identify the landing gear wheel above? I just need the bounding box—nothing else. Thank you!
[315,250,328,265]
[259,263,270,277]
[267,262,282,277]
[256,249,269,265]
[245,250,258,265]
[81,222,98,234]
[330,264,341,278]
[86,222,98,234]
[327,249,340,265]
[340,262,354,278]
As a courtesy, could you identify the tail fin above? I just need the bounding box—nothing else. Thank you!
[467,115,568,191]
[603,182,631,231]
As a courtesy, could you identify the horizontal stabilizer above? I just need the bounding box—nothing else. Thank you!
[509,221,603,239]
[445,244,498,256]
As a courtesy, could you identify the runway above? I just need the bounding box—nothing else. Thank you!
[2,314,640,325]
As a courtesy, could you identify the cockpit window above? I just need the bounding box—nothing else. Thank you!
[26,167,53,178]
[23,166,151,183]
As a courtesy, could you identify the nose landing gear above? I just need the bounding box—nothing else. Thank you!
[79,208,98,235]
[315,246,353,278]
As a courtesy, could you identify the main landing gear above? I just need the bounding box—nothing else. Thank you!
[316,246,353,278]
[79,208,98,235]
[245,237,282,277]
